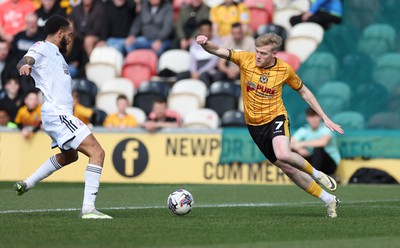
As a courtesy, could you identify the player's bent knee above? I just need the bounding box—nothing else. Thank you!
[275,153,292,164]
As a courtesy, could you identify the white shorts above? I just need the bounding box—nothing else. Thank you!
[42,114,91,150]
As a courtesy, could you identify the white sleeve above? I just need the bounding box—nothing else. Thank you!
[25,42,46,68]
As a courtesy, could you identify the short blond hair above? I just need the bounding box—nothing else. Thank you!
[255,33,282,51]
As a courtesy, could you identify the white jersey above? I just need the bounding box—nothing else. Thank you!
[25,41,73,116]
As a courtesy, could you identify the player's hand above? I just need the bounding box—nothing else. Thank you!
[19,64,32,76]
[324,118,344,134]
[196,35,208,45]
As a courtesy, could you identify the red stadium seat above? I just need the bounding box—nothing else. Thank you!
[122,49,158,89]
[244,0,274,33]
[276,51,301,71]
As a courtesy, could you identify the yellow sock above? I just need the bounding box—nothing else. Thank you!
[306,181,323,198]
[303,160,314,175]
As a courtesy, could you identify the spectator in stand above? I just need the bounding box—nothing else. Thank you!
[9,13,46,62]
[0,0,35,44]
[103,94,138,130]
[4,13,44,87]
[14,89,42,139]
[289,0,342,30]
[63,19,86,78]
[69,0,104,57]
[73,91,94,126]
[125,0,173,56]
[176,19,221,87]
[290,108,341,177]
[0,40,11,86]
[142,97,181,132]
[97,0,137,54]
[6,13,45,91]
[209,0,250,39]
[215,22,255,82]
[0,77,24,122]
[173,0,210,50]
[35,0,67,28]
[0,108,18,128]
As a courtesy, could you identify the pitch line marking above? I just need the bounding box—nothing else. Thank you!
[0,199,399,215]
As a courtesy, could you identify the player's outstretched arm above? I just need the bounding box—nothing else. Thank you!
[196,35,230,60]
[297,85,344,134]
[17,56,35,76]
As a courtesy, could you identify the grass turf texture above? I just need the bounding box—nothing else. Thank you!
[0,182,399,248]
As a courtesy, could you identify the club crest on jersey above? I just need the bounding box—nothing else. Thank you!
[63,64,70,75]
[259,74,268,84]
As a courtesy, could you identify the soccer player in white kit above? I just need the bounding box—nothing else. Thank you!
[14,15,112,219]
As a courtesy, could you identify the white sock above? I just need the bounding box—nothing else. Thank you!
[319,190,335,204]
[312,168,322,179]
[25,155,63,189]
[82,164,102,213]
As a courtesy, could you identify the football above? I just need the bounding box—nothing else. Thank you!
[167,189,194,215]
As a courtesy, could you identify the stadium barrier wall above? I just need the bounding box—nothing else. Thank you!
[0,128,399,184]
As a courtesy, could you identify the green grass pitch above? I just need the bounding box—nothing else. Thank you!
[0,182,399,248]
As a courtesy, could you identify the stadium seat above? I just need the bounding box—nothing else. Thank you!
[95,78,135,114]
[256,24,287,50]
[339,51,374,87]
[221,110,246,127]
[297,52,338,89]
[91,108,108,126]
[317,81,351,108]
[158,49,190,76]
[287,0,310,12]
[85,46,124,88]
[203,0,224,7]
[332,111,365,130]
[125,106,147,125]
[183,108,220,129]
[352,82,389,120]
[276,51,301,71]
[358,23,396,61]
[243,0,274,34]
[368,112,400,129]
[318,96,345,117]
[168,79,208,118]
[122,49,158,89]
[133,81,170,115]
[72,78,98,107]
[285,22,324,62]
[205,81,241,117]
[373,53,400,92]
[272,6,302,33]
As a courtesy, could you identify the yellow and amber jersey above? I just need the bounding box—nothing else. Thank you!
[229,50,303,125]
[210,2,250,37]
[14,105,42,127]
[73,103,93,125]
[103,113,138,128]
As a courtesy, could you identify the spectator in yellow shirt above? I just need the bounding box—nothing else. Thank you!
[72,91,94,126]
[210,0,250,39]
[103,94,137,130]
[14,90,42,139]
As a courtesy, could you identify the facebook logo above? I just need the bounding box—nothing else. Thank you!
[113,138,149,177]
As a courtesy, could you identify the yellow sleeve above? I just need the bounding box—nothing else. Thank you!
[103,115,113,126]
[285,66,303,90]
[128,115,138,127]
[75,104,94,119]
[14,108,24,124]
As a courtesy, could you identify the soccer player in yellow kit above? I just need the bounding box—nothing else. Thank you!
[197,33,344,218]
